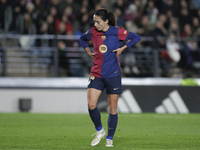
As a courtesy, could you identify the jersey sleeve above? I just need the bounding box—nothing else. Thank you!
[125,32,141,48]
[117,27,129,41]
[79,28,92,49]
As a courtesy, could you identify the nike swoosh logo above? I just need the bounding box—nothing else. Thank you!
[114,87,119,90]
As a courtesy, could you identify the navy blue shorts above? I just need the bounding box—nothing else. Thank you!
[88,75,122,94]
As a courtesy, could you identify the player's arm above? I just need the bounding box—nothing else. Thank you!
[112,45,127,58]
[125,32,141,48]
[113,28,141,57]
[85,47,95,58]
[79,29,94,58]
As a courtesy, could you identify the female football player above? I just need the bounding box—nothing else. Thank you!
[79,8,141,147]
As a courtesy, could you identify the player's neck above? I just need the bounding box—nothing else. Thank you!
[102,25,110,32]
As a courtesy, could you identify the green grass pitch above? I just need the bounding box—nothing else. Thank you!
[0,113,200,150]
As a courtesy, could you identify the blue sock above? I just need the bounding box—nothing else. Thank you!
[107,113,118,140]
[88,107,102,131]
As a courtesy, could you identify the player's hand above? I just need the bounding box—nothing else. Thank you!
[113,45,127,57]
[85,47,94,58]
[112,48,123,58]
[89,52,95,58]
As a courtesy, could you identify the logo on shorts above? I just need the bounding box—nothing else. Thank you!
[90,76,95,80]
[114,87,119,90]
[99,44,107,53]
[88,76,95,85]
[101,36,106,41]
[88,80,91,85]
[115,71,118,73]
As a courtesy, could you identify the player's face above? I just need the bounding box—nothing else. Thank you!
[93,15,109,32]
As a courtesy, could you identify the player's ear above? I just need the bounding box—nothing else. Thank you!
[105,19,109,24]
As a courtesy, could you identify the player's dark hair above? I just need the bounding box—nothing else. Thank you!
[94,8,116,26]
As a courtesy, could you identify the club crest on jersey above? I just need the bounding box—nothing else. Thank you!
[99,44,107,53]
[101,36,106,41]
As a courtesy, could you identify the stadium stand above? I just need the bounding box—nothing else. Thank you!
[0,0,200,77]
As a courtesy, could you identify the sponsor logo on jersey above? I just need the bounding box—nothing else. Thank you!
[99,44,107,53]
[101,36,106,41]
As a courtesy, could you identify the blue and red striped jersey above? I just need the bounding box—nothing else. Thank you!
[79,26,141,78]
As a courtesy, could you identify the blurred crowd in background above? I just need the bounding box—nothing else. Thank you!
[0,0,200,78]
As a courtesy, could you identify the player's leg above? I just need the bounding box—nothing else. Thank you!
[104,75,122,147]
[88,88,103,131]
[87,77,106,146]
[106,94,119,147]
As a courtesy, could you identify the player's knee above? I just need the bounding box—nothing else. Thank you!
[88,101,96,110]
[108,105,117,114]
